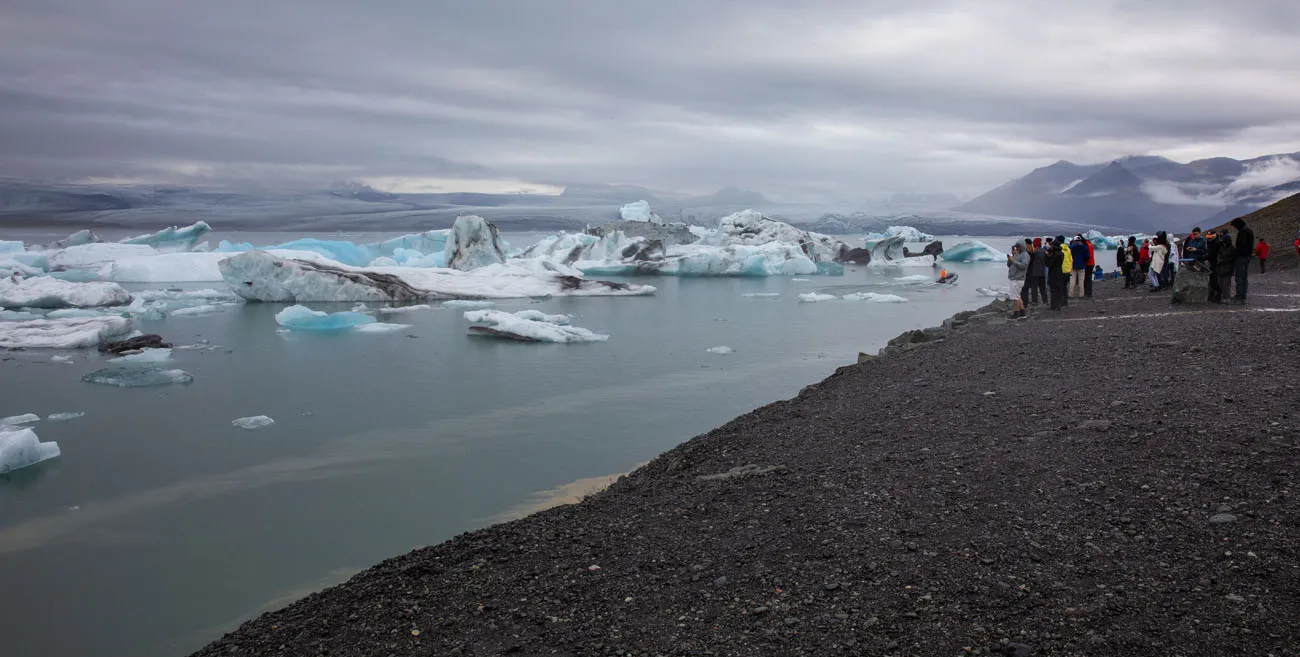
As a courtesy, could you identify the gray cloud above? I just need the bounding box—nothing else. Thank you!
[2,0,1299,200]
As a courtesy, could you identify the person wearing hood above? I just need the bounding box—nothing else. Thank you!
[1254,239,1269,274]
[1231,218,1255,302]
[1082,235,1097,298]
[1122,236,1139,288]
[1023,238,1048,306]
[1047,238,1068,310]
[1006,242,1029,318]
[1207,229,1236,303]
[1147,234,1168,292]
[1068,235,1088,299]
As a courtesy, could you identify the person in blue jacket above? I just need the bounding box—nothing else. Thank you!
[1068,235,1090,299]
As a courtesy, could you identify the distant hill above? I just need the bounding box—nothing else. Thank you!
[957,151,1300,232]
[1213,192,1300,270]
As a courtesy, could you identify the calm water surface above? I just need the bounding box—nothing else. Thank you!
[0,229,1013,657]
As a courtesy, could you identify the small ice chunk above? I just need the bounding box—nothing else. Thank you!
[706,346,735,354]
[798,293,837,302]
[274,305,376,332]
[442,300,496,309]
[353,322,413,333]
[1,414,40,426]
[792,278,811,282]
[51,354,74,364]
[741,293,781,298]
[168,304,223,317]
[0,427,61,473]
[841,292,908,303]
[82,367,194,388]
[894,274,933,282]
[232,415,275,430]
[110,348,172,364]
[976,287,1002,297]
[46,412,85,422]
[464,309,607,343]
[376,304,432,314]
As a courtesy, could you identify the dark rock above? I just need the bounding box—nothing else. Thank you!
[99,334,171,354]
[1208,513,1238,525]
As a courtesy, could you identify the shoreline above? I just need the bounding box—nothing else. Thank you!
[194,273,1300,656]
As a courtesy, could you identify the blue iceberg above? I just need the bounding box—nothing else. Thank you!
[120,222,212,252]
[941,240,1002,262]
[275,305,377,331]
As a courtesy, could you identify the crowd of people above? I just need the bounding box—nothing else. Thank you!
[1004,217,1262,316]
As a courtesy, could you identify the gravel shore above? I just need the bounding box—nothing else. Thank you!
[194,272,1300,657]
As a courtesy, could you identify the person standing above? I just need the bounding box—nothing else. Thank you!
[1255,239,1269,274]
[1068,235,1088,299]
[1006,243,1029,318]
[1023,238,1047,306]
[1231,218,1254,302]
[1047,239,1067,310]
[1123,237,1139,288]
[1058,235,1073,306]
[1148,236,1168,292]
[1214,229,1237,303]
[1083,237,1097,298]
[1183,227,1207,264]
[1139,239,1151,278]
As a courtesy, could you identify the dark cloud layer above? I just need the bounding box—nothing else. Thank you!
[2,0,1298,200]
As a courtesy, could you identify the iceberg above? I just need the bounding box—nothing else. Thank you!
[48,229,101,249]
[375,304,433,314]
[109,348,172,363]
[219,251,655,302]
[120,221,212,252]
[798,293,837,302]
[82,367,194,387]
[1,414,40,427]
[941,240,1002,262]
[842,292,908,303]
[50,355,74,364]
[864,226,936,242]
[46,412,84,422]
[45,308,109,319]
[463,309,608,343]
[706,346,735,354]
[1,257,45,278]
[47,243,157,271]
[444,215,507,271]
[704,210,848,263]
[442,300,495,309]
[167,304,225,317]
[742,292,781,298]
[0,240,25,255]
[0,427,61,474]
[107,252,231,283]
[660,243,819,277]
[275,305,376,331]
[619,200,661,223]
[0,276,131,309]
[1,310,45,321]
[353,322,412,333]
[0,316,134,349]
[232,415,275,430]
[370,230,450,258]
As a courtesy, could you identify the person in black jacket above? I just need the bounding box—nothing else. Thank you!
[1208,229,1236,303]
[1047,238,1067,310]
[1231,218,1255,302]
[1022,238,1047,306]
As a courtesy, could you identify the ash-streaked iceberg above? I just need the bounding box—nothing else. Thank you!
[120,221,212,252]
[445,215,507,271]
[464,309,609,343]
[0,316,134,349]
[220,251,654,303]
[0,427,61,474]
[0,277,131,309]
[109,348,173,364]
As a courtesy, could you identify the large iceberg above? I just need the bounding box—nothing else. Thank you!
[941,240,1002,262]
[0,316,133,349]
[445,215,507,271]
[619,200,661,223]
[275,305,376,331]
[464,309,608,343]
[864,226,936,242]
[0,427,61,474]
[702,210,848,263]
[120,221,212,252]
[219,251,654,302]
[0,276,132,309]
[48,243,157,271]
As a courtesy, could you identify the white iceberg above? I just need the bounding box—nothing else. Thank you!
[275,305,375,331]
[1,257,44,278]
[0,427,61,474]
[0,276,131,309]
[894,274,933,282]
[463,309,608,343]
[353,322,412,333]
[82,367,194,387]
[742,292,781,298]
[798,293,837,302]
[49,229,100,249]
[659,243,819,277]
[706,346,735,354]
[864,226,936,242]
[442,300,495,309]
[375,304,432,314]
[47,243,157,271]
[444,215,507,271]
[167,304,225,317]
[46,412,84,422]
[50,355,74,364]
[0,316,133,349]
[110,348,172,363]
[942,240,1002,263]
[232,415,275,430]
[220,251,655,303]
[842,292,908,303]
[703,210,848,263]
[120,221,212,252]
[1,414,40,427]
[619,200,661,223]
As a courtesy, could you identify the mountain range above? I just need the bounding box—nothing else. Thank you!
[955,152,1300,232]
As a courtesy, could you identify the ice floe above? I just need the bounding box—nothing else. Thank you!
[464,309,608,343]
[706,346,735,354]
[50,355,74,364]
[46,412,84,422]
[275,305,375,331]
[442,300,496,309]
[0,310,45,321]
[0,427,61,474]
[1,414,40,427]
[82,367,194,387]
[0,316,134,349]
[842,292,909,303]
[0,277,131,309]
[741,292,781,298]
[798,293,837,302]
[232,415,275,430]
[109,348,173,364]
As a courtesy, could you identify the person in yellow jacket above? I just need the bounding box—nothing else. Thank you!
[1061,238,1074,274]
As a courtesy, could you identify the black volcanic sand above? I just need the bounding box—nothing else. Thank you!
[195,274,1300,657]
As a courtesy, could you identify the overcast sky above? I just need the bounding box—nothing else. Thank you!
[3,0,1299,201]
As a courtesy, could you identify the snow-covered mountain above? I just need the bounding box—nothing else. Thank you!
[957,152,1300,231]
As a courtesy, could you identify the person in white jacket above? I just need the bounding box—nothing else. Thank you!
[1148,237,1168,291]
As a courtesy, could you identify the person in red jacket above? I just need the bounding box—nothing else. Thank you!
[1139,240,1151,276]
[1255,239,1270,274]
[1083,238,1097,298]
